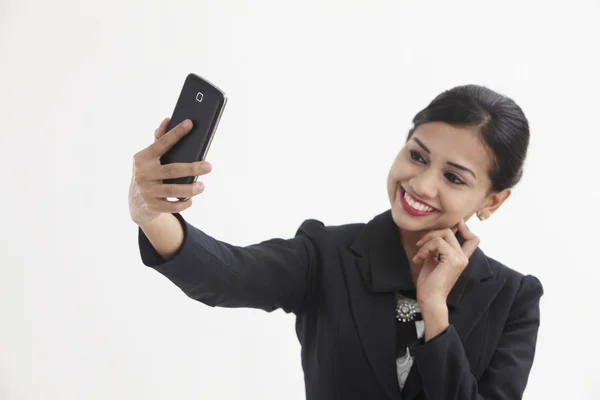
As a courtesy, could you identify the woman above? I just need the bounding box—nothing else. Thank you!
[129,84,543,400]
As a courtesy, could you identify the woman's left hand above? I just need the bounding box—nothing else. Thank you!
[413,220,480,309]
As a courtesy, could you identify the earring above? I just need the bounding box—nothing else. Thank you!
[477,211,487,221]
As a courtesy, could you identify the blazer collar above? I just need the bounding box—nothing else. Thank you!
[349,209,495,309]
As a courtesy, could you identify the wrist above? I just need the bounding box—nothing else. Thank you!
[419,303,449,342]
[135,213,163,229]
[417,296,447,312]
[420,302,448,320]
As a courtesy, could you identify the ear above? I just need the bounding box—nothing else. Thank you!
[479,188,511,218]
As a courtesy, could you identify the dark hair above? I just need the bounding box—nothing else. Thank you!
[407,84,530,193]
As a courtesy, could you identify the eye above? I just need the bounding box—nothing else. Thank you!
[409,150,426,164]
[445,172,465,185]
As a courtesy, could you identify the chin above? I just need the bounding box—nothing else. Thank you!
[390,207,431,232]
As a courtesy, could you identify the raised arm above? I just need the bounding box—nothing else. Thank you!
[129,117,321,314]
[138,212,321,314]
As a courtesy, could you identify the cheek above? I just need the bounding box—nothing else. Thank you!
[390,157,413,181]
[440,194,475,215]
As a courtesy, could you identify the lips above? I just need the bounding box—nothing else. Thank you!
[399,186,440,216]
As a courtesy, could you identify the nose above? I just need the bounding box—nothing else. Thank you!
[408,171,438,200]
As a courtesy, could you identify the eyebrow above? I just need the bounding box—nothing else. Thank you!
[411,138,477,180]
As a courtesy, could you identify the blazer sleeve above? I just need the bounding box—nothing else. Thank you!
[138,213,321,315]
[409,274,544,400]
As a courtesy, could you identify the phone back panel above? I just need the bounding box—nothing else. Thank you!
[160,73,226,186]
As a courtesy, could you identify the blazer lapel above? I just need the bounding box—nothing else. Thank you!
[339,246,403,400]
[449,276,506,341]
[446,246,507,342]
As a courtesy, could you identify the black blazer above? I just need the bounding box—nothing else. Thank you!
[138,210,543,400]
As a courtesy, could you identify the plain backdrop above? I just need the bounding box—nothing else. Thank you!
[1,0,599,399]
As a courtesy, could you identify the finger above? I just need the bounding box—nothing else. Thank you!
[148,182,204,199]
[147,119,193,159]
[457,219,477,240]
[415,230,441,247]
[153,160,211,180]
[154,117,171,141]
[413,237,453,264]
[416,228,453,247]
[137,160,210,182]
[457,220,480,258]
[413,237,443,264]
[417,228,462,254]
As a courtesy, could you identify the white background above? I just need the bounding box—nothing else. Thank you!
[1,0,599,399]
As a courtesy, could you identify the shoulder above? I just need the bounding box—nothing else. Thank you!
[483,252,544,305]
[295,217,365,248]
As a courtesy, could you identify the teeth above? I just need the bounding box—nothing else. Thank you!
[404,190,435,212]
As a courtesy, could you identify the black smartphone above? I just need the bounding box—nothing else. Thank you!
[160,73,227,200]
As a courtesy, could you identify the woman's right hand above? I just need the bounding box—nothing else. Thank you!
[128,117,212,226]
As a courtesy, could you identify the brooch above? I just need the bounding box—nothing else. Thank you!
[396,299,418,323]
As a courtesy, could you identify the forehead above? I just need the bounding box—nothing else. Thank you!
[410,122,493,174]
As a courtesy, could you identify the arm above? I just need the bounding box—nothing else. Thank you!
[138,213,321,314]
[139,213,186,261]
[410,275,544,400]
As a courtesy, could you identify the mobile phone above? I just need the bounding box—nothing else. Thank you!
[160,73,227,201]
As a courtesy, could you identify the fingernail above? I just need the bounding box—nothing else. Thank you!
[182,120,190,128]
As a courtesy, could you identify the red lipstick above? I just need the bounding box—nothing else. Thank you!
[399,186,439,216]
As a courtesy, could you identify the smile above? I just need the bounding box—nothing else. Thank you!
[399,186,440,216]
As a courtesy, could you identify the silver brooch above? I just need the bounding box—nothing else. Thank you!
[396,299,418,322]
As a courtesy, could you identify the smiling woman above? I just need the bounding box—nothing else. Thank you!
[131,83,542,400]
[387,85,526,264]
